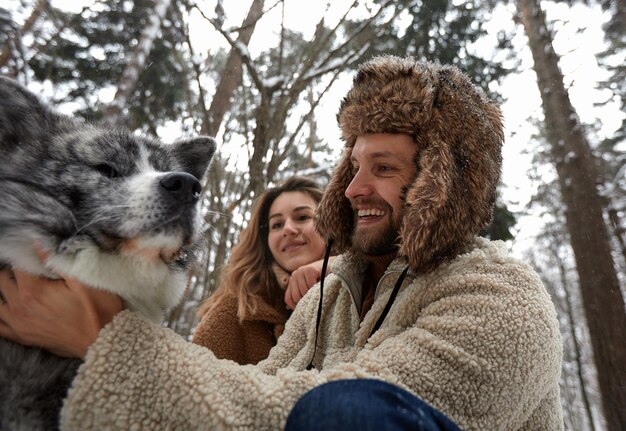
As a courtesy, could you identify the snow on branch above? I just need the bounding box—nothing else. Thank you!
[194,6,264,91]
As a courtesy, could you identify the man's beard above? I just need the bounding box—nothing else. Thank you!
[351,204,402,256]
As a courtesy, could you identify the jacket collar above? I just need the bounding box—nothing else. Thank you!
[332,251,412,315]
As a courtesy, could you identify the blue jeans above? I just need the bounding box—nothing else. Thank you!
[285,379,461,431]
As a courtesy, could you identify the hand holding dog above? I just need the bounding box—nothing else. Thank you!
[0,269,123,359]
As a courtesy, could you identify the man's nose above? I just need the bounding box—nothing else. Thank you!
[345,169,372,200]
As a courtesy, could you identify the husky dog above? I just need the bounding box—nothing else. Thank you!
[0,76,216,430]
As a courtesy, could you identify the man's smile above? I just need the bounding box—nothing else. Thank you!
[353,204,390,226]
[357,208,386,217]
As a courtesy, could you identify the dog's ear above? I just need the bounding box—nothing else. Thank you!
[170,136,216,180]
[0,76,62,147]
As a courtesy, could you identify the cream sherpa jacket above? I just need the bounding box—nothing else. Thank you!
[60,238,563,430]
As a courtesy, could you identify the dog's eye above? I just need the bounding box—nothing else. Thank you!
[94,163,121,179]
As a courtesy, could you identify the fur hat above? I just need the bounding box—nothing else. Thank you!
[315,55,504,274]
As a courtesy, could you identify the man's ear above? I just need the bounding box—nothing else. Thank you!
[170,136,217,180]
[0,76,60,148]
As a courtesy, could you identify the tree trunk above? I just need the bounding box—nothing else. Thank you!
[518,1,626,429]
[103,0,172,127]
[549,243,597,431]
[247,89,273,198]
[203,0,265,136]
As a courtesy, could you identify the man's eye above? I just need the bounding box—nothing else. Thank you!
[378,165,393,173]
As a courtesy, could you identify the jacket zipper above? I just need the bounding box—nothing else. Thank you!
[334,268,405,317]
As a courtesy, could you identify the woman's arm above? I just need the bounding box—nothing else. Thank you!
[0,268,123,358]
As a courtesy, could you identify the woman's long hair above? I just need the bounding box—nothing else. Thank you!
[198,176,324,321]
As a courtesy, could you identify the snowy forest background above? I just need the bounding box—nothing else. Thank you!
[1,0,624,429]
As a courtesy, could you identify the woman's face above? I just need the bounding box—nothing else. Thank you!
[267,191,326,273]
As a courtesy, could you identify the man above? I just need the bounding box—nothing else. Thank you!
[0,56,563,430]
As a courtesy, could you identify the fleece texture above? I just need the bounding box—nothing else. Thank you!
[60,238,563,430]
[192,291,289,365]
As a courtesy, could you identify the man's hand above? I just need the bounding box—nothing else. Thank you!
[284,257,334,310]
[0,268,123,359]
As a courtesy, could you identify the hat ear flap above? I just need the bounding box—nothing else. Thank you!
[315,148,354,253]
[400,65,503,273]
[400,122,456,273]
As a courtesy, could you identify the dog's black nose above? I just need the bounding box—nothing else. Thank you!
[159,172,202,204]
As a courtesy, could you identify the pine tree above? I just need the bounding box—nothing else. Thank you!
[4,0,191,132]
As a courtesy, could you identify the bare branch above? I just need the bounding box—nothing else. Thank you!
[193,5,264,91]
[267,72,340,179]
[317,0,399,70]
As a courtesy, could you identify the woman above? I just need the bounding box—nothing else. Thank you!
[192,176,329,364]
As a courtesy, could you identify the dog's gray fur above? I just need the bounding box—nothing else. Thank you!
[0,76,216,430]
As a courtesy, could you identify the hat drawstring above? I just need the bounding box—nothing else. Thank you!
[368,265,409,338]
[306,242,409,370]
[306,239,333,370]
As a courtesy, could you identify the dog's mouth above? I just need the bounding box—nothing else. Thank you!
[123,239,192,265]
[91,229,194,266]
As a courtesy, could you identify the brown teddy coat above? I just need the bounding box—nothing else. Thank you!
[192,264,291,365]
[192,291,288,365]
